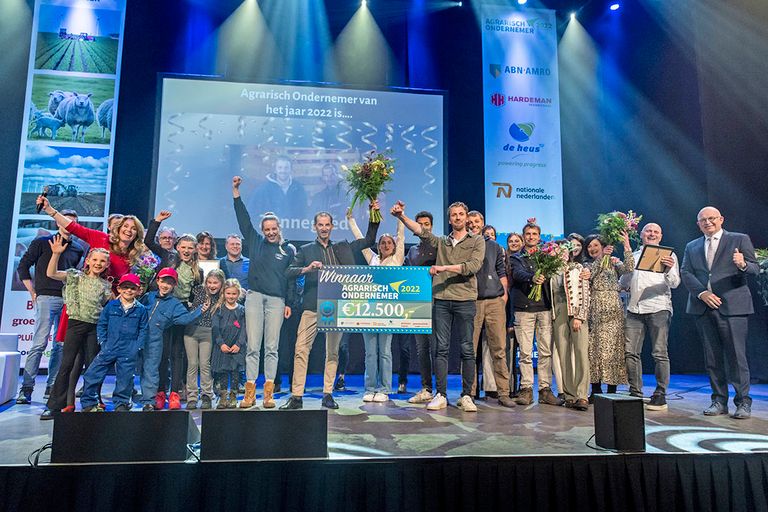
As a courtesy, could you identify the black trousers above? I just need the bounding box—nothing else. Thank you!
[393,334,411,386]
[47,319,99,410]
[159,325,186,394]
[696,309,751,406]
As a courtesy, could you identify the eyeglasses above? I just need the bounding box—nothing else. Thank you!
[697,216,721,224]
[159,236,174,241]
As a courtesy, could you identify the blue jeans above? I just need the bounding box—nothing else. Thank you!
[21,295,64,391]
[140,336,164,404]
[433,299,476,397]
[81,350,137,408]
[362,333,393,393]
[245,290,285,382]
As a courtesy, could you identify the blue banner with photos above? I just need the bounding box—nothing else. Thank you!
[317,266,432,334]
[2,0,126,368]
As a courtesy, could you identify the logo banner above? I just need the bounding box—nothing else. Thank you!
[316,266,432,334]
[2,0,127,367]
[482,7,564,238]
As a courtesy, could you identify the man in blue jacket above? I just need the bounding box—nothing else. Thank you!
[79,274,148,412]
[681,206,759,419]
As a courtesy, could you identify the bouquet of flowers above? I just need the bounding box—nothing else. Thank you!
[527,241,571,301]
[595,210,642,268]
[132,252,160,289]
[342,150,395,223]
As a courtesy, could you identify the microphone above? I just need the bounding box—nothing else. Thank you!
[36,187,48,214]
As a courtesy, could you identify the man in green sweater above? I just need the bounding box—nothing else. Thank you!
[391,200,485,412]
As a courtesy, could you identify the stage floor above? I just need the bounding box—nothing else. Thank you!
[1,374,767,465]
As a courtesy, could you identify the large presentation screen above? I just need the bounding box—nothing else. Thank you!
[154,77,445,242]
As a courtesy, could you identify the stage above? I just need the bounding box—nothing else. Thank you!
[1,374,768,510]
[1,374,768,464]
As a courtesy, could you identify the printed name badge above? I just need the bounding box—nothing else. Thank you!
[316,266,432,334]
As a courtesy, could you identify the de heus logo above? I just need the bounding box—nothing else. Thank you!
[504,123,543,153]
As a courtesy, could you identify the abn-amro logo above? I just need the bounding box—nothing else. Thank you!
[489,63,502,78]
[509,122,535,142]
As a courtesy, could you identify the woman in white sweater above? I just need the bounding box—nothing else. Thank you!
[348,204,405,402]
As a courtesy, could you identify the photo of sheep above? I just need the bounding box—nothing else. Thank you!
[34,4,122,74]
[11,219,103,292]
[29,74,115,145]
[19,144,109,217]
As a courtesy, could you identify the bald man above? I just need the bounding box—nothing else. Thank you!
[681,207,759,419]
[620,223,679,411]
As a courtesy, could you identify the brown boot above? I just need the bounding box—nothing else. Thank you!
[240,381,256,408]
[515,387,533,405]
[263,380,276,409]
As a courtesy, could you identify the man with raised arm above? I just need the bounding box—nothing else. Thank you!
[279,204,380,410]
[391,200,485,412]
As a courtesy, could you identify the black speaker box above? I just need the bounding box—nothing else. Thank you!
[200,409,328,461]
[51,411,200,463]
[593,394,645,451]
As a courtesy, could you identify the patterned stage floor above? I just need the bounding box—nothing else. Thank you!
[1,374,766,465]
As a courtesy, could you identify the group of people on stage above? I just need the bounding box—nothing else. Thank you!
[15,173,760,420]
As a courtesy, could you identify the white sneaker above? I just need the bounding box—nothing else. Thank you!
[457,395,478,412]
[426,393,447,410]
[408,388,433,404]
[363,392,375,402]
[372,392,388,402]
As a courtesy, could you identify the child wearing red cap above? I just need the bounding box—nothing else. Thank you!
[79,274,149,412]
[139,267,204,411]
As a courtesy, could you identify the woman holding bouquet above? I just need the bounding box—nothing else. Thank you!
[550,240,591,411]
[348,201,405,402]
[584,232,634,399]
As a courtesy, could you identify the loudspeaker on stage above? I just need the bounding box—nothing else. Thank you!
[593,394,645,452]
[51,411,200,463]
[200,409,328,461]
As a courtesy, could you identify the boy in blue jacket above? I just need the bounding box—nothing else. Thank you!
[81,274,149,412]
[140,267,203,411]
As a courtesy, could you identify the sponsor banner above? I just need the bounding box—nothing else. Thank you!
[1,0,126,368]
[316,266,432,334]
[482,6,564,238]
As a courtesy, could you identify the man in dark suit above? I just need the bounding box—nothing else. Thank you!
[681,206,759,419]
[279,205,379,410]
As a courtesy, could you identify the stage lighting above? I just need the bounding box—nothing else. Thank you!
[610,3,620,10]
[361,0,367,6]
[518,0,528,5]
[570,12,576,20]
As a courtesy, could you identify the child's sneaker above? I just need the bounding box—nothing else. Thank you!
[142,404,155,412]
[155,391,166,410]
[168,392,181,410]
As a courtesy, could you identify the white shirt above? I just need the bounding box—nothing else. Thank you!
[705,229,723,267]
[621,248,680,314]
